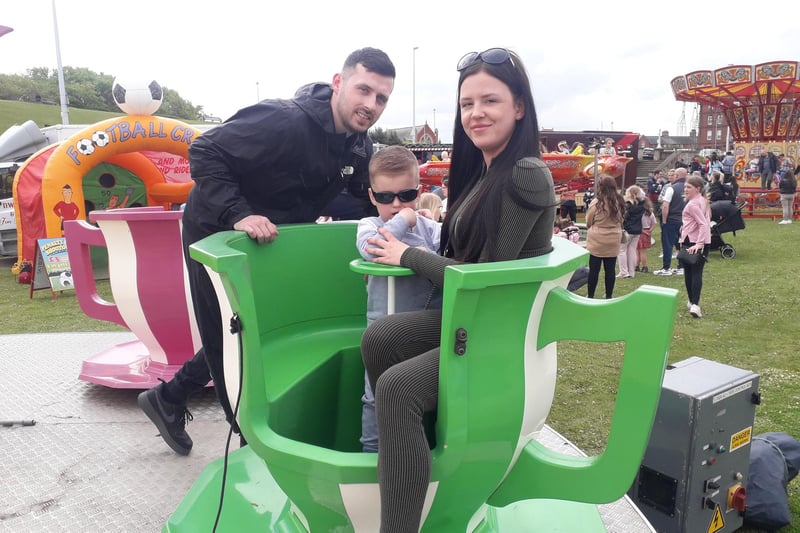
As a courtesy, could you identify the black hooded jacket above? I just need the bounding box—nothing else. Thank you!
[182,82,373,242]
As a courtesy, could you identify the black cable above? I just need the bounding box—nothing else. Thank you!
[212,313,244,533]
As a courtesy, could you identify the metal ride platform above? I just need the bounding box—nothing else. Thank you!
[2,331,654,532]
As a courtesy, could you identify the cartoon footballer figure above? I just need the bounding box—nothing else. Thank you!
[53,184,81,231]
[107,187,135,209]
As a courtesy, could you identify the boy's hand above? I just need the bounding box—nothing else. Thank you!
[416,208,434,220]
[399,207,417,227]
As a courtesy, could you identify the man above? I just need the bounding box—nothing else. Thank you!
[654,167,686,276]
[646,170,663,204]
[137,48,396,455]
[758,150,778,190]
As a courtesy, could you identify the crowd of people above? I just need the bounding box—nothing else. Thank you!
[578,164,720,317]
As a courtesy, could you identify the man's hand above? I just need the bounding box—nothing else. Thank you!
[233,215,279,244]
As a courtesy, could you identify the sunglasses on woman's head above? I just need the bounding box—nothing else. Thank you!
[457,48,514,71]
[371,188,419,204]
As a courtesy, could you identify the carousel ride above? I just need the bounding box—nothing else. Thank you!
[671,60,800,216]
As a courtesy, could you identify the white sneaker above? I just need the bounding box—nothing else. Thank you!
[658,253,664,258]
[672,268,684,275]
[687,301,692,311]
[690,304,702,318]
[653,269,673,276]
[779,220,789,224]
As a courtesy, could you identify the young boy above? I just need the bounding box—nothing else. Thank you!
[355,145,441,452]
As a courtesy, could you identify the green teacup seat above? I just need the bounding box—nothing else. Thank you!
[165,223,677,532]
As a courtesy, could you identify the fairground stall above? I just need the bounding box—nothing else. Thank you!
[671,60,800,218]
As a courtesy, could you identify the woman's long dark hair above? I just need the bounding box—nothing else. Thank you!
[441,50,546,262]
[594,176,625,223]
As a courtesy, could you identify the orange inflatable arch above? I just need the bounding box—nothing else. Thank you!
[40,115,202,240]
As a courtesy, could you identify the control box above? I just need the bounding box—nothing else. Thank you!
[629,357,761,533]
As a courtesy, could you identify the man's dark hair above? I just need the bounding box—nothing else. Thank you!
[343,47,396,78]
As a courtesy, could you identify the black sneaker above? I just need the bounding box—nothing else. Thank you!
[138,383,193,455]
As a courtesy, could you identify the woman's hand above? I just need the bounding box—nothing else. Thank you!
[688,244,704,254]
[365,227,410,265]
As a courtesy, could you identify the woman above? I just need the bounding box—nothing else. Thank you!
[707,171,730,202]
[679,175,711,318]
[617,185,645,278]
[361,48,556,532]
[778,168,797,224]
[585,176,625,298]
[706,152,723,177]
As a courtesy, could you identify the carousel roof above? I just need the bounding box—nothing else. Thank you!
[671,61,800,142]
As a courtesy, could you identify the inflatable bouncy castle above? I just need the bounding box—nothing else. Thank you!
[11,78,203,264]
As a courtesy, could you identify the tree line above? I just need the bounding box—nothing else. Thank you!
[0,68,418,143]
[0,67,202,121]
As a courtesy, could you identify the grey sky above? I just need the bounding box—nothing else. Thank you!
[3,1,798,143]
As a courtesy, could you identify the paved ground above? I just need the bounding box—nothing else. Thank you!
[1,331,654,532]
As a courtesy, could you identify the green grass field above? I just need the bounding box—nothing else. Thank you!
[0,99,125,133]
[0,99,206,137]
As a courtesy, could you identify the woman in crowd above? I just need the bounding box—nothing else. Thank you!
[360,48,556,532]
[707,171,730,202]
[617,185,645,278]
[585,176,625,298]
[679,175,711,318]
[778,168,797,224]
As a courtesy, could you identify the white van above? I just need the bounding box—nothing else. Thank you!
[698,148,722,159]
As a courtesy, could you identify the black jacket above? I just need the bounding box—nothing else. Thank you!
[182,82,374,241]
[708,181,730,202]
[623,200,645,234]
[779,172,797,195]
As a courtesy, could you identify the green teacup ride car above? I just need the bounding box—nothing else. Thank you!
[166,222,677,532]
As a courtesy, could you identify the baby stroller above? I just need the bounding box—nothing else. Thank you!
[709,200,747,259]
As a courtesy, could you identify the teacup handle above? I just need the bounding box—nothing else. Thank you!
[63,220,126,327]
[489,284,677,506]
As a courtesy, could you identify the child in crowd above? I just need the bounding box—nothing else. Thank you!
[554,217,581,244]
[418,192,444,222]
[355,146,442,452]
[636,196,657,273]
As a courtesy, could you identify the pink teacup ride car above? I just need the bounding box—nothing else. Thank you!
[65,206,203,388]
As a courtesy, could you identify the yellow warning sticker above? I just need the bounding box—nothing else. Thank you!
[707,505,725,533]
[730,426,752,452]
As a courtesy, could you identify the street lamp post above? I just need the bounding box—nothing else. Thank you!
[51,0,69,125]
[412,46,418,144]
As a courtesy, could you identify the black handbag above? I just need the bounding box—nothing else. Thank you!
[677,245,702,265]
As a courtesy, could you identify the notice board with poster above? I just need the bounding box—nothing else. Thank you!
[30,237,74,297]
